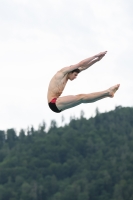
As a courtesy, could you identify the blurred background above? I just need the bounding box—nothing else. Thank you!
[0,0,133,131]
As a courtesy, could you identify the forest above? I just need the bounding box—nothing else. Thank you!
[0,106,133,200]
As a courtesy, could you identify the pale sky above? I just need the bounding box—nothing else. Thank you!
[0,0,133,132]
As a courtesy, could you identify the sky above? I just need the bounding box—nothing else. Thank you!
[0,0,133,132]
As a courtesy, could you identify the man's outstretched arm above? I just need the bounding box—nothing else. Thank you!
[78,51,107,72]
[60,51,107,74]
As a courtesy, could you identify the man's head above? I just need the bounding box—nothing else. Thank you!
[68,69,80,81]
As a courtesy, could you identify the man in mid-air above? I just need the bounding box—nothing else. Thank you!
[47,51,120,113]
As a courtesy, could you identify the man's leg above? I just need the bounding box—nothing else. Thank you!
[56,84,120,111]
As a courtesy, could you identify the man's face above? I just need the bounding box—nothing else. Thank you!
[68,72,78,81]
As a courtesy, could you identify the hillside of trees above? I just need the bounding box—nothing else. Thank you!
[0,106,133,200]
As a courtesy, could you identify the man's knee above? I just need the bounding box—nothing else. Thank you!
[76,94,85,102]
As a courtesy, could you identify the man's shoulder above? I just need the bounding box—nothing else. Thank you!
[58,66,71,74]
[55,68,67,78]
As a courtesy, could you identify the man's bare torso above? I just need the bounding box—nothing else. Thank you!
[47,71,68,102]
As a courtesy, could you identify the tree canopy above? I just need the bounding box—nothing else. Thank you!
[0,106,133,200]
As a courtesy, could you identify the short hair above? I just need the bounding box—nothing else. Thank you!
[71,69,80,73]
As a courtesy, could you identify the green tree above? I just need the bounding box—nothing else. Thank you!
[6,129,17,148]
[0,131,5,148]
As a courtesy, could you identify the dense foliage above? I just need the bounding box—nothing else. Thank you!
[0,106,133,200]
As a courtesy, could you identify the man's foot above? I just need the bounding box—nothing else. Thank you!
[108,84,120,98]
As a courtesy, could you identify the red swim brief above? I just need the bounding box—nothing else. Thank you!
[48,98,62,113]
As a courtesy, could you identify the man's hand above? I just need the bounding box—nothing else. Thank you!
[96,54,105,61]
[96,51,107,57]
[95,51,107,61]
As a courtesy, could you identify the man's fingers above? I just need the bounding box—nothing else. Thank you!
[96,51,107,57]
[102,51,107,56]
[97,54,105,61]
